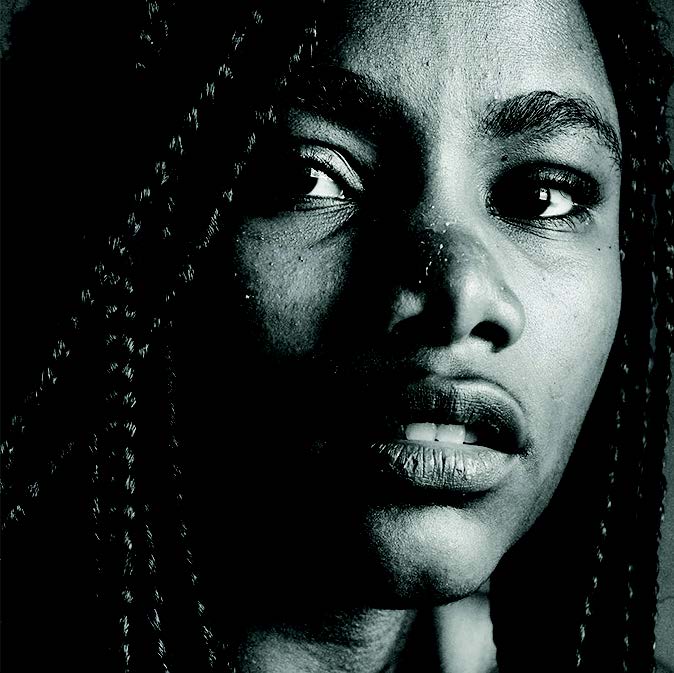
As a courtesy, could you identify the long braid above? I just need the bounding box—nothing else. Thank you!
[574,101,651,664]
[88,2,185,667]
[570,3,673,669]
[75,4,252,668]
[116,4,184,670]
[625,15,674,669]
[592,7,674,670]
[158,9,323,670]
[599,42,655,670]
[1,4,157,670]
[2,2,181,668]
[99,6,271,670]
[106,4,324,670]
[0,0,150,528]
[572,2,673,669]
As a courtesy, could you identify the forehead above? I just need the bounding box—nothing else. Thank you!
[315,0,618,132]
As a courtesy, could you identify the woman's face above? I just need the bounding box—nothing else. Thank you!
[180,0,621,605]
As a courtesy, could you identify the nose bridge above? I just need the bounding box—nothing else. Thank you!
[396,218,525,351]
[418,224,504,310]
[423,226,492,286]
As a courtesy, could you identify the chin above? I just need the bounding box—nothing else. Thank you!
[348,504,507,608]
[215,501,509,611]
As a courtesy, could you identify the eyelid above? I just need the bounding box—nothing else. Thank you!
[485,162,603,233]
[288,143,365,197]
[488,163,602,208]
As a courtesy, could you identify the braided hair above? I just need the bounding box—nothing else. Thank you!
[2,1,672,671]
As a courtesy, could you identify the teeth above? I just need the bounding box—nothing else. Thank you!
[436,423,466,444]
[404,422,436,442]
[403,422,472,444]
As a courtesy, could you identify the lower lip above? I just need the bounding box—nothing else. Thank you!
[371,440,518,493]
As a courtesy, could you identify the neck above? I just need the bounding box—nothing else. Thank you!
[231,592,496,673]
[234,607,416,673]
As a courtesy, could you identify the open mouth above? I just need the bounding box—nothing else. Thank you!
[399,422,479,445]
[290,378,528,495]
[381,379,525,455]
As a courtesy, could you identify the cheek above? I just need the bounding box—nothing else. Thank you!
[523,248,621,476]
[540,259,619,380]
[232,235,352,355]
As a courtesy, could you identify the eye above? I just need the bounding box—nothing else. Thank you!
[288,166,346,200]
[234,145,361,215]
[487,165,601,231]
[522,186,574,218]
[241,162,347,206]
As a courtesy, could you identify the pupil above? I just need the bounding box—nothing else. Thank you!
[491,182,555,219]
[289,167,320,196]
[527,186,551,216]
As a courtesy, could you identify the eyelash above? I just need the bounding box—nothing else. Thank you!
[291,159,356,208]
[486,165,601,233]
[234,145,363,215]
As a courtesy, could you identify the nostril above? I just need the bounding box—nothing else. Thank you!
[470,322,511,351]
[389,311,456,347]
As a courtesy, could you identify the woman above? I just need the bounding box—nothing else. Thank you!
[2,0,673,671]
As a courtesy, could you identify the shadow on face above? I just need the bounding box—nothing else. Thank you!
[174,0,622,608]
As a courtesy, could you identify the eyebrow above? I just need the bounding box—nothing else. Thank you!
[285,67,622,165]
[480,90,622,165]
[285,67,401,135]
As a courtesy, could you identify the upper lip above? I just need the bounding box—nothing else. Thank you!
[382,378,527,454]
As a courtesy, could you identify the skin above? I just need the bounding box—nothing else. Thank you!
[175,0,622,669]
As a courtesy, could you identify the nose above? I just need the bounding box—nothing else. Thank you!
[388,227,525,352]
